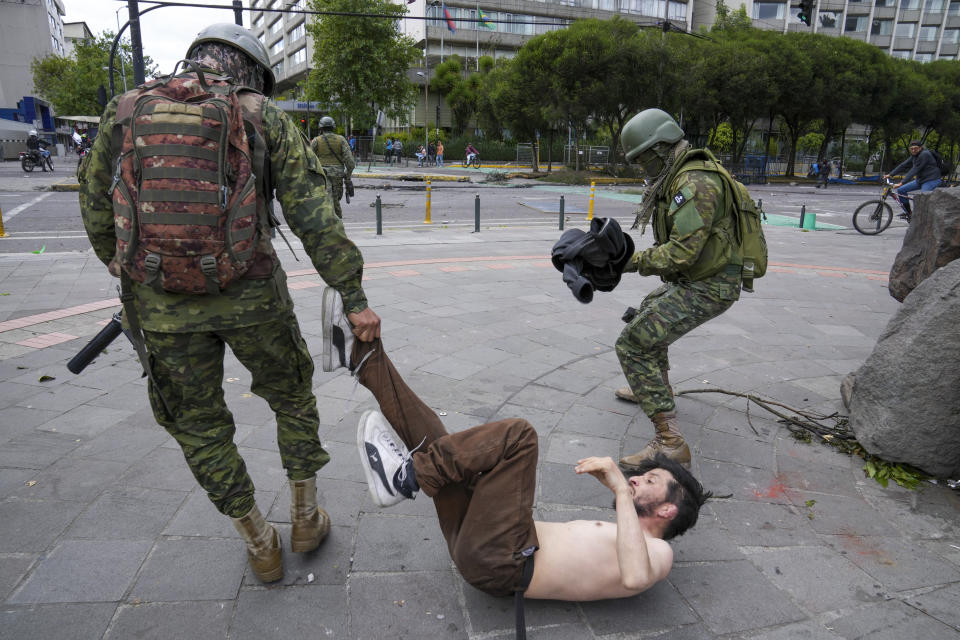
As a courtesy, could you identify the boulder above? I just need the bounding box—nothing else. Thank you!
[849,259,960,478]
[888,186,960,302]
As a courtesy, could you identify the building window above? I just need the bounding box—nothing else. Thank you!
[258,33,266,44]
[875,0,895,6]
[919,25,938,39]
[845,15,868,31]
[753,2,786,20]
[891,49,912,57]
[895,22,916,36]
[269,18,283,34]
[253,14,264,27]
[943,27,960,41]
[901,0,921,8]
[871,18,893,34]
[915,52,933,61]
[272,61,283,77]
[270,39,284,54]
[289,22,305,42]
[950,1,960,14]
[668,1,686,19]
[291,47,306,65]
[925,0,945,10]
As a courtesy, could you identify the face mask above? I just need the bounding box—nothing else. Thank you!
[637,147,665,177]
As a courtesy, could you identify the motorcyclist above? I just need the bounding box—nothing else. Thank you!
[26,130,51,171]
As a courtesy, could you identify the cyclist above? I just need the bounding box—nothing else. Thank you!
[465,142,479,166]
[26,130,50,171]
[884,140,941,220]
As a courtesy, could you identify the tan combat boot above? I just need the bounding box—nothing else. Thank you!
[619,411,691,469]
[289,476,331,553]
[232,505,283,583]
[615,369,674,404]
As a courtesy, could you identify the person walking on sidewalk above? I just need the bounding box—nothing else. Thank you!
[393,138,404,165]
[310,116,356,219]
[816,157,831,189]
[78,23,381,584]
[613,109,743,470]
[320,292,708,630]
[435,139,444,167]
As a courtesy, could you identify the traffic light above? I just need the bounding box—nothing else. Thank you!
[797,0,815,25]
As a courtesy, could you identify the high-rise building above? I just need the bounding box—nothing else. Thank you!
[0,0,67,110]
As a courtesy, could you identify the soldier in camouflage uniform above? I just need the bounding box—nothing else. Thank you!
[310,116,355,219]
[615,109,742,470]
[78,24,381,583]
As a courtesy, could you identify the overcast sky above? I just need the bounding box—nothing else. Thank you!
[62,0,247,74]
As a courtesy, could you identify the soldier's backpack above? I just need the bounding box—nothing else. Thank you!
[108,61,263,294]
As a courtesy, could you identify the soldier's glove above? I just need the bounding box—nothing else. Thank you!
[345,177,355,198]
[621,307,638,324]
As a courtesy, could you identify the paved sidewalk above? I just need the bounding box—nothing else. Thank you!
[1,199,959,638]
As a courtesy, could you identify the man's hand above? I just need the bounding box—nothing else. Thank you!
[576,456,630,494]
[348,308,381,342]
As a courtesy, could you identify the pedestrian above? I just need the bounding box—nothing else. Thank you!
[816,157,831,189]
[339,321,709,637]
[78,23,381,584]
[393,138,403,164]
[428,140,436,165]
[416,144,426,167]
[385,137,393,164]
[435,139,444,167]
[348,134,356,152]
[310,116,356,219]
[613,109,744,469]
[884,140,942,220]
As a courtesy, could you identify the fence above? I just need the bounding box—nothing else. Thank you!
[563,145,611,169]
[515,143,534,168]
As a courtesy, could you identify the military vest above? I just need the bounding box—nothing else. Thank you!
[312,133,347,167]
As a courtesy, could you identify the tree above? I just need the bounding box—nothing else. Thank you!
[306,0,421,131]
[31,32,155,115]
[431,56,477,135]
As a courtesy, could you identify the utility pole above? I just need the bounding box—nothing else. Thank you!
[233,0,244,25]
[127,0,146,86]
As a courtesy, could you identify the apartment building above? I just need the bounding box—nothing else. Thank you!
[0,0,67,110]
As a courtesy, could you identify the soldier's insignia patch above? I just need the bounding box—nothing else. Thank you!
[673,192,686,207]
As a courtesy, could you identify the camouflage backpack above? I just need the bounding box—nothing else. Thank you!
[108,62,263,294]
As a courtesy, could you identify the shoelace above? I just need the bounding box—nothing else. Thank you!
[395,436,427,485]
[337,347,377,423]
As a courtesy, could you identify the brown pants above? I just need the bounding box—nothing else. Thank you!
[354,339,540,597]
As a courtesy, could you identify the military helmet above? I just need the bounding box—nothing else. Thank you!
[620,109,684,163]
[319,116,335,129]
[187,23,275,96]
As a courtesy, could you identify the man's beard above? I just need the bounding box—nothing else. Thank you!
[612,497,661,517]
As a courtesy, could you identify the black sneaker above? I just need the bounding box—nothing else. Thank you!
[357,410,419,507]
[322,287,354,372]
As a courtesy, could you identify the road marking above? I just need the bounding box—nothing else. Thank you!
[1,192,53,220]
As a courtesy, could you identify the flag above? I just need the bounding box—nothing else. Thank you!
[478,9,495,30]
[442,3,456,33]
[407,0,415,3]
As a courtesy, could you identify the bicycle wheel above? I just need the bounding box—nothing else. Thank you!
[45,157,54,171]
[470,157,481,168]
[852,200,892,235]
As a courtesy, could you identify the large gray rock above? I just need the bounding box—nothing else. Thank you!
[849,259,960,478]
[888,186,960,302]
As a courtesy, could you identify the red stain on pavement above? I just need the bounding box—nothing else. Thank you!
[754,480,791,499]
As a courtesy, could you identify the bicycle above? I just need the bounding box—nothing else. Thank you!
[462,154,481,169]
[852,179,910,235]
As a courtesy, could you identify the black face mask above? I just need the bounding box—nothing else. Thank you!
[637,147,665,177]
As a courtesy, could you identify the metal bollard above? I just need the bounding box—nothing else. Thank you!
[559,195,565,230]
[376,193,382,235]
[424,180,432,224]
[0,204,6,237]
[474,193,480,233]
[799,204,806,228]
[587,181,595,220]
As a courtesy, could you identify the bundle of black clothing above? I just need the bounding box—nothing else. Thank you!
[551,217,635,303]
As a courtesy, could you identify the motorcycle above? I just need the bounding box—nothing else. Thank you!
[20,149,53,173]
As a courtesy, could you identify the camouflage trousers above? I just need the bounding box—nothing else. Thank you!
[144,313,329,518]
[616,269,741,418]
[323,166,344,218]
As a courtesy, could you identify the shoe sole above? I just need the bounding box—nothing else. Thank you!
[356,410,403,508]
[321,287,336,372]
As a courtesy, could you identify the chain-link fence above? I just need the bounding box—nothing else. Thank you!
[563,145,610,168]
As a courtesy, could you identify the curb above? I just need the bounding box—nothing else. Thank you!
[353,172,470,182]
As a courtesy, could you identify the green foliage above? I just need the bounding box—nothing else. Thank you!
[306,0,421,130]
[30,32,156,115]
[863,458,928,490]
[797,132,824,154]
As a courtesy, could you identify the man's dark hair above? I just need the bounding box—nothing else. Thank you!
[630,453,712,540]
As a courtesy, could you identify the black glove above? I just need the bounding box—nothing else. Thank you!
[345,178,355,198]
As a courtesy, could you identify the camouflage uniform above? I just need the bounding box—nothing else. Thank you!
[617,150,742,418]
[310,132,356,219]
[79,76,368,518]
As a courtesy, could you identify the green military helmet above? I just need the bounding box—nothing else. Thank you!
[187,23,276,96]
[319,116,335,129]
[620,109,684,163]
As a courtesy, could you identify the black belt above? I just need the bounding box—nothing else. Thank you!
[514,552,536,640]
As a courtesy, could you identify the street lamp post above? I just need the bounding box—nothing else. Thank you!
[416,71,428,154]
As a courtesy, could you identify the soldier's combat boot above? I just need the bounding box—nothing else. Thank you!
[232,505,283,583]
[615,370,674,404]
[619,411,691,470]
[289,476,331,553]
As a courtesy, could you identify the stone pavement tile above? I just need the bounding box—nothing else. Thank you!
[34,404,133,439]
[775,463,863,499]
[580,579,699,635]
[71,423,168,462]
[238,421,278,451]
[490,403,564,434]
[0,406,60,447]
[792,375,847,401]
[232,585,347,639]
[316,440,367,485]
[0,380,44,409]
[9,539,152,604]
[104,600,232,640]
[479,354,558,383]
[268,478,366,529]
[698,461,783,504]
[824,599,959,639]
[0,555,36,602]
[508,384,584,414]
[668,560,805,635]
[671,509,747,563]
[66,486,186,540]
[711,500,821,547]
[451,343,515,367]
[164,490,275,538]
[738,620,844,639]
[790,492,895,537]
[860,494,960,543]
[775,433,857,471]
[352,513,450,572]
[349,572,467,639]
[0,499,85,553]
[544,431,619,465]
[523,623,607,639]
[743,546,884,614]
[69,363,143,394]
[434,380,516,420]
[555,403,632,440]
[419,356,487,381]
[130,538,246,602]
[699,404,781,442]
[0,603,116,640]
[534,368,606,395]
[0,468,36,499]
[908,583,960,631]
[119,446,204,492]
[460,581,580,634]
[242,524,352,587]
[538,461,611,508]
[14,381,104,413]
[813,358,866,376]
[10,457,129,502]
[698,429,775,469]
[825,534,960,592]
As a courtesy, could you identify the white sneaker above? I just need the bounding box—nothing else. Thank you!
[322,287,354,372]
[357,410,418,508]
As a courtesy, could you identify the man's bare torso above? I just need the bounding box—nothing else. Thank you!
[524,520,673,601]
